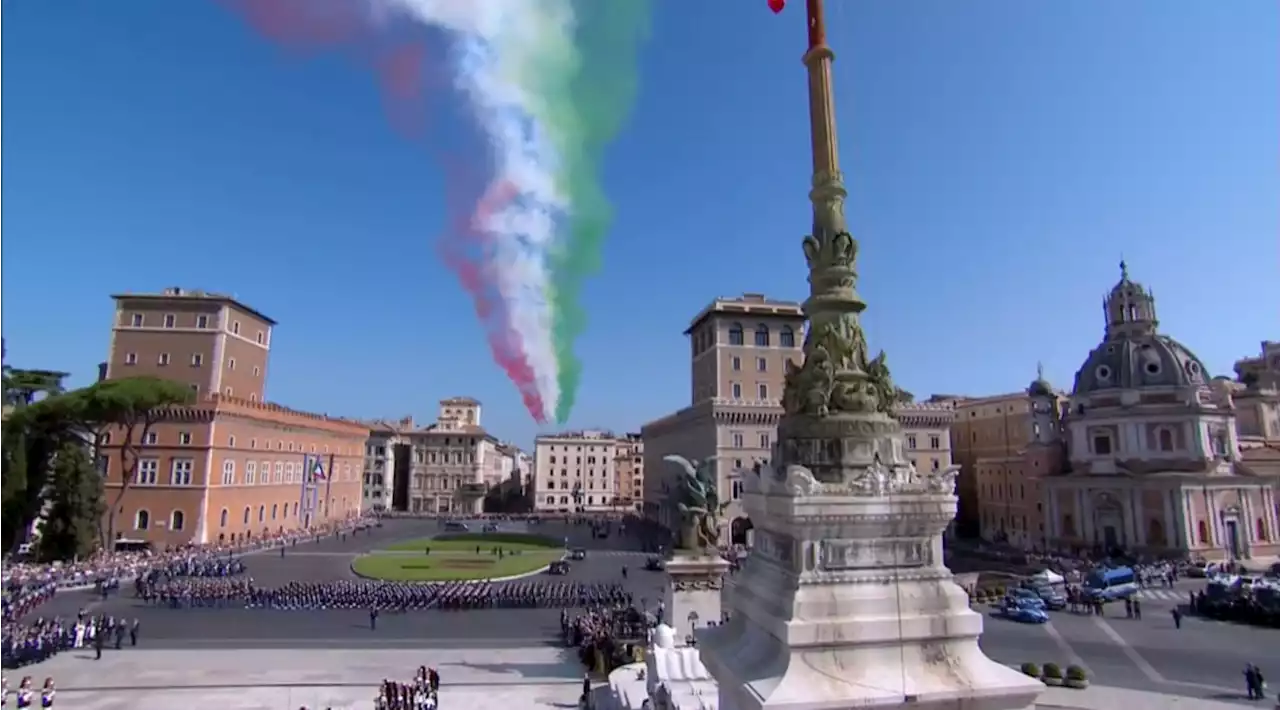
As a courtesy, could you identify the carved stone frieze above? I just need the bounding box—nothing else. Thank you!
[819,538,933,571]
[671,577,725,592]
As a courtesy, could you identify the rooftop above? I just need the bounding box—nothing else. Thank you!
[684,293,805,335]
[111,287,277,325]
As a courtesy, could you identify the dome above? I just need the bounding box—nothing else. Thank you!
[1027,362,1054,397]
[1072,334,1210,395]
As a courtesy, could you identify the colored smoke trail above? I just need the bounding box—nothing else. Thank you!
[540,1,651,423]
[223,0,649,423]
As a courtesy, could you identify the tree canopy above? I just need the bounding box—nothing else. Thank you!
[2,368,193,558]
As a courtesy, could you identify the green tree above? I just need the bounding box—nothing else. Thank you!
[2,375,191,554]
[36,439,105,562]
[63,377,193,546]
[1,366,69,553]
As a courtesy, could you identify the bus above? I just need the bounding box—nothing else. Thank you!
[1083,566,1139,601]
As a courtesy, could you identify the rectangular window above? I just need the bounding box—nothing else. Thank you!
[907,435,917,450]
[232,320,241,335]
[759,433,771,449]
[274,462,284,483]
[144,431,158,445]
[246,461,257,485]
[731,431,744,448]
[191,353,204,367]
[136,459,159,485]
[178,431,192,445]
[124,352,137,365]
[171,459,194,486]
[130,313,144,327]
[930,435,940,449]
[157,352,171,366]
[228,358,236,371]
[163,314,176,328]
[731,382,742,399]
[196,314,209,329]
[757,357,767,372]
[758,383,769,399]
[731,356,741,372]
[1093,435,1112,455]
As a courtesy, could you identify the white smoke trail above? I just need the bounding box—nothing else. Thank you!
[379,0,570,420]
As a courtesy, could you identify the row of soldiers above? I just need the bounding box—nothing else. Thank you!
[139,555,247,582]
[1,614,140,669]
[137,578,632,612]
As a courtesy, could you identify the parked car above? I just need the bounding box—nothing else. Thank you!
[1006,588,1047,610]
[996,598,1050,624]
[1020,583,1067,610]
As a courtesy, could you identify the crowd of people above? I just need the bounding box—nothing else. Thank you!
[374,667,440,710]
[564,606,650,675]
[1,610,140,670]
[135,577,631,612]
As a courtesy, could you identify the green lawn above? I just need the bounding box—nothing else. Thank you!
[380,535,559,553]
[351,550,560,582]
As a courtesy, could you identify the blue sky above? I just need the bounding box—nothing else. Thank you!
[4,0,1277,449]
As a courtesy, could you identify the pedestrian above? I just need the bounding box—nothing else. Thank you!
[1245,664,1259,700]
[369,607,379,631]
[92,629,103,661]
[129,618,140,647]
[1170,608,1181,629]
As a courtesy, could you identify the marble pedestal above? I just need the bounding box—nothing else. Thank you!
[663,554,731,640]
[698,413,1043,710]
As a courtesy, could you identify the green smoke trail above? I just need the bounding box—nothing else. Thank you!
[530,0,651,424]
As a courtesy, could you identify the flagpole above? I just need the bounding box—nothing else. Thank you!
[325,453,335,521]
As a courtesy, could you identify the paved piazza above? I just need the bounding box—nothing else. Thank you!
[19,521,1277,708]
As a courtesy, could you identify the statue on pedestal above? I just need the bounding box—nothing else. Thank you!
[663,455,723,554]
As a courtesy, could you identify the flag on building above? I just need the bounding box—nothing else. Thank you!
[310,457,327,482]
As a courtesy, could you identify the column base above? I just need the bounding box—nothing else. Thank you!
[700,619,1042,710]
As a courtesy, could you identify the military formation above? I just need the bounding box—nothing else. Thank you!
[137,577,631,611]
[2,612,140,669]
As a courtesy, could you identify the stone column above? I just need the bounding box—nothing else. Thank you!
[663,554,731,638]
[699,418,1042,710]
[1163,488,1179,549]
[1128,488,1143,547]
[1265,487,1280,542]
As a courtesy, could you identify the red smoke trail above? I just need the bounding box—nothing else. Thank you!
[220,0,548,422]
[436,160,548,423]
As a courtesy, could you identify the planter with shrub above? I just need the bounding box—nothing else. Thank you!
[1041,663,1063,686]
[1020,662,1041,679]
[1064,665,1089,689]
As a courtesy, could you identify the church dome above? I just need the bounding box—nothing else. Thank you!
[1072,262,1211,396]
[1072,334,1210,395]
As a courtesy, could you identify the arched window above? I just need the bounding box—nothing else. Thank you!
[754,324,770,347]
[170,510,185,531]
[243,506,251,524]
[728,323,744,346]
[292,502,299,517]
[1257,518,1268,541]
[271,504,279,520]
[257,505,265,522]
[559,495,569,505]
[1197,520,1210,544]
[219,508,229,528]
[780,326,795,348]
[134,510,150,530]
[546,495,555,504]
[1158,429,1174,452]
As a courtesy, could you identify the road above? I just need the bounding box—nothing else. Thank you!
[28,520,1276,705]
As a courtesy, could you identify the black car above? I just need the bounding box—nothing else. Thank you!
[644,557,666,571]
[569,548,587,561]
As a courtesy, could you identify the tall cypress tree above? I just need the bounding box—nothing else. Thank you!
[38,441,105,562]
